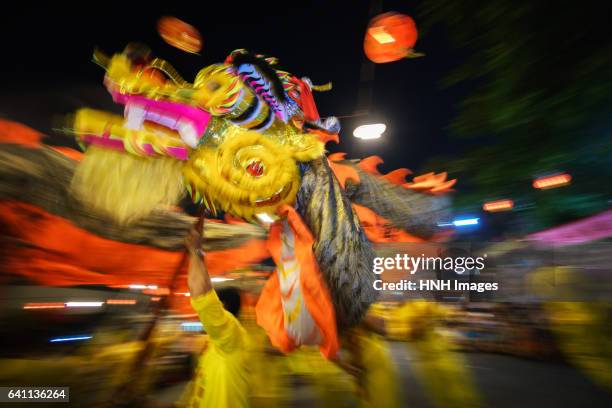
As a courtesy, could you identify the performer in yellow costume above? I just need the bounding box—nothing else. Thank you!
[529,266,612,390]
[342,325,402,408]
[243,316,293,407]
[179,226,249,408]
[384,301,484,408]
[289,303,401,408]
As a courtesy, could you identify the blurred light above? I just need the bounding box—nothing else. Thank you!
[106,299,137,305]
[50,335,93,343]
[181,322,202,328]
[483,199,514,212]
[151,297,161,302]
[129,284,158,290]
[173,313,198,318]
[143,287,170,296]
[211,277,234,283]
[175,292,191,297]
[23,302,65,310]
[353,123,386,140]
[181,322,203,332]
[453,218,479,227]
[533,173,572,190]
[437,221,453,227]
[65,301,104,308]
[256,213,275,224]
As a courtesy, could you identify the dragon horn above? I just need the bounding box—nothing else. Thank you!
[147,58,191,87]
[311,82,332,92]
[92,48,110,69]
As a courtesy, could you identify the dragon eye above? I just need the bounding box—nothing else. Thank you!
[246,160,265,177]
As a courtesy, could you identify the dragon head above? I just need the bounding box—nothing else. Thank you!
[72,46,333,223]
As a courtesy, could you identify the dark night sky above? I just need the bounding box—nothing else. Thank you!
[0,0,465,173]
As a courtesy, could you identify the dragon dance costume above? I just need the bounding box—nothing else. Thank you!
[70,44,455,358]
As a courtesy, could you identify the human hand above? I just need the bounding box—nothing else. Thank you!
[185,225,204,256]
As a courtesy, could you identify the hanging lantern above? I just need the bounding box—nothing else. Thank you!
[364,12,424,63]
[157,16,202,54]
[533,173,572,190]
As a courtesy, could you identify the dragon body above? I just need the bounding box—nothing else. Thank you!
[70,45,455,357]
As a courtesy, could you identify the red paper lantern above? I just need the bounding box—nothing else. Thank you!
[157,16,202,54]
[364,12,421,63]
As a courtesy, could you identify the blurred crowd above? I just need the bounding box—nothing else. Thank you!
[2,265,611,407]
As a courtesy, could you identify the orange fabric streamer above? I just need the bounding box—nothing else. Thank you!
[50,146,84,161]
[0,120,43,146]
[224,213,248,224]
[0,200,268,294]
[0,119,83,161]
[255,268,296,352]
[256,204,339,359]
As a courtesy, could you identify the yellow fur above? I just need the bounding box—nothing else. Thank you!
[71,116,323,223]
[291,133,325,162]
[183,126,323,220]
[70,147,184,225]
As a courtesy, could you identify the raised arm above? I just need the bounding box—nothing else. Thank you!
[185,226,212,297]
[185,226,243,352]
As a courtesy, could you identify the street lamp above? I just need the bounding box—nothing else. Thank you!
[353,123,386,140]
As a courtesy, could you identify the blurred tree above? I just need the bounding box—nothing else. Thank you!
[418,0,612,235]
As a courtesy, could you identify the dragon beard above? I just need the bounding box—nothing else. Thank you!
[70,146,185,225]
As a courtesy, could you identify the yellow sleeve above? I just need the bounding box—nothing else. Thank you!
[190,290,244,353]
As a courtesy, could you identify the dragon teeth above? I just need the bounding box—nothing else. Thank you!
[124,103,146,130]
[177,119,199,148]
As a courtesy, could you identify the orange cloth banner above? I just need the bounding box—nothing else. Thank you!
[255,204,339,359]
[0,200,268,293]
